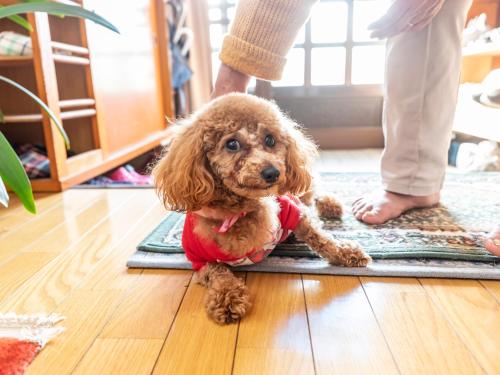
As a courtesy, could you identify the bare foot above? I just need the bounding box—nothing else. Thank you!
[352,191,440,225]
[485,225,500,256]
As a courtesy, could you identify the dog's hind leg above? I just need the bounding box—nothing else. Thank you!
[294,212,371,267]
[196,263,251,324]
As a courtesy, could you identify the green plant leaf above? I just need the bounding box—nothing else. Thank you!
[0,2,119,34]
[0,75,69,149]
[0,132,36,213]
[7,14,33,31]
[0,176,9,208]
[0,4,32,31]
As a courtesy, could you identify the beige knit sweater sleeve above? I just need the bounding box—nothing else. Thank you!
[219,0,318,81]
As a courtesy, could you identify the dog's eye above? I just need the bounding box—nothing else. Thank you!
[225,139,240,152]
[265,134,276,148]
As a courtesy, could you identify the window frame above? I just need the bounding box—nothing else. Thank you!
[208,0,386,98]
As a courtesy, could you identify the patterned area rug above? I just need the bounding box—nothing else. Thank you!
[128,173,500,279]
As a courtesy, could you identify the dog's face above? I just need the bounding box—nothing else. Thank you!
[153,93,317,211]
[205,110,289,199]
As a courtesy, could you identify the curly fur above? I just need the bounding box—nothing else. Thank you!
[153,93,371,324]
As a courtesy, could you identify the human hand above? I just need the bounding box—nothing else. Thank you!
[211,63,251,99]
[368,0,446,39]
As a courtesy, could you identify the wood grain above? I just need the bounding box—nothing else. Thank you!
[0,190,150,313]
[100,269,191,339]
[152,275,238,375]
[421,278,500,374]
[233,273,315,375]
[303,275,399,375]
[0,252,55,301]
[25,290,124,375]
[72,338,164,375]
[0,187,498,374]
[22,190,133,254]
[361,277,483,375]
[0,193,52,236]
[77,202,168,291]
[0,190,101,263]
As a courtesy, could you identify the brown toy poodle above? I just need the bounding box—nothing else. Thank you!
[153,93,371,324]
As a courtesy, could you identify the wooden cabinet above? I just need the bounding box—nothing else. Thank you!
[0,0,174,191]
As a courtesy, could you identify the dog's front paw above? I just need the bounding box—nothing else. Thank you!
[205,278,251,324]
[331,240,372,267]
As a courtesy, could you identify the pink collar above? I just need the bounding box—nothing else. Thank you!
[194,209,247,233]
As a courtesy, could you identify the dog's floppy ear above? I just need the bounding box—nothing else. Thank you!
[280,118,317,195]
[153,119,214,211]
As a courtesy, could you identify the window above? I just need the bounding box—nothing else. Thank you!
[207,0,237,85]
[208,0,391,91]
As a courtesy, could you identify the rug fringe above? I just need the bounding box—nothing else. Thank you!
[0,313,65,346]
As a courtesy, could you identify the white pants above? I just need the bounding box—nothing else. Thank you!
[381,0,473,196]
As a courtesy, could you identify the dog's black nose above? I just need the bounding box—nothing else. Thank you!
[261,166,280,183]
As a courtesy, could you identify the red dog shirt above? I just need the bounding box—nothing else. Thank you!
[182,195,302,270]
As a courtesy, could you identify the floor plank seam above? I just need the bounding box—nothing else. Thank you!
[416,278,489,374]
[83,197,163,292]
[66,290,129,374]
[70,268,172,373]
[478,281,500,305]
[230,272,246,375]
[150,271,194,374]
[300,274,318,375]
[358,277,403,375]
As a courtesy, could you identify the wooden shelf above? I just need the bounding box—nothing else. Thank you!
[0,55,33,66]
[2,113,43,123]
[53,54,90,65]
[0,40,88,67]
[1,0,174,192]
[2,108,96,123]
[51,41,89,56]
[60,108,96,120]
[59,98,95,109]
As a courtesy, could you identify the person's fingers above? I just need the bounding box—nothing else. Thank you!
[368,0,410,30]
[370,14,413,39]
[370,0,445,39]
[405,1,444,33]
[369,0,414,39]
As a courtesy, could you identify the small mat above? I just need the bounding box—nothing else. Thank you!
[0,313,64,375]
[128,173,500,279]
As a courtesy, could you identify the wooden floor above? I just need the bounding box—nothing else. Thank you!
[1,171,499,374]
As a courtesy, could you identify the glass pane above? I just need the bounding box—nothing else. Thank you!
[311,1,348,43]
[273,48,305,87]
[353,0,392,42]
[209,24,224,50]
[294,24,306,45]
[352,45,386,84]
[311,47,346,85]
[208,8,222,22]
[227,6,236,20]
